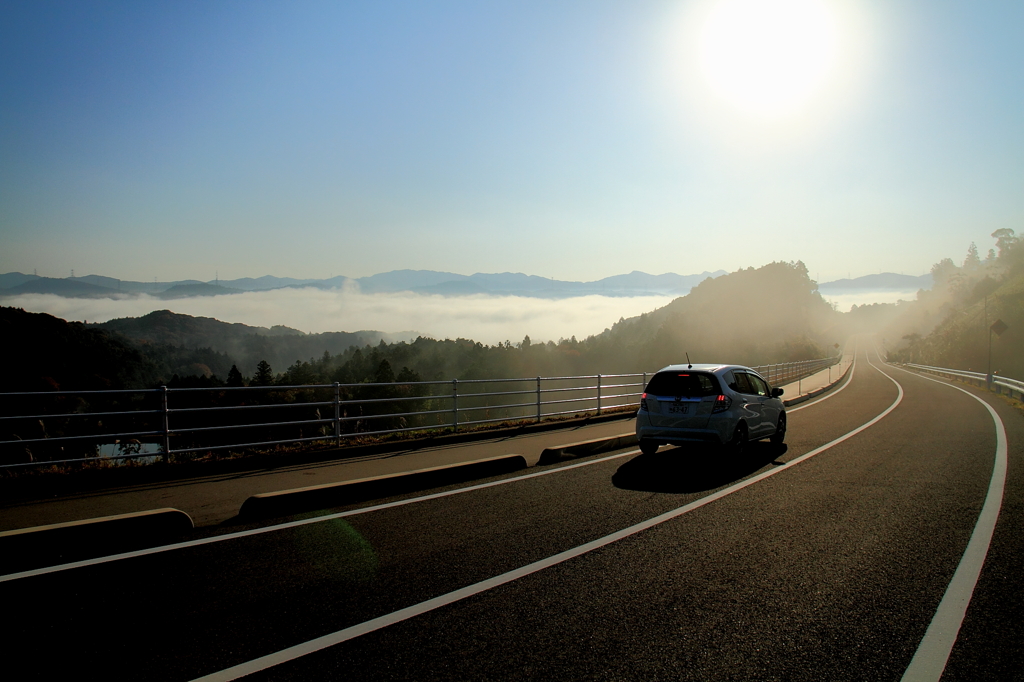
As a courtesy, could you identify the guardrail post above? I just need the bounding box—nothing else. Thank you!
[452,379,459,432]
[334,382,341,445]
[161,385,170,463]
[596,374,602,416]
[536,377,542,423]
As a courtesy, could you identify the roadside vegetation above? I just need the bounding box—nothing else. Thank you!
[864,229,1023,379]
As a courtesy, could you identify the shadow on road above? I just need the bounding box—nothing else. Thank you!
[612,442,788,495]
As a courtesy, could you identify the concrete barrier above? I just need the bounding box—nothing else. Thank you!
[239,454,529,519]
[537,433,638,466]
[782,360,853,407]
[0,508,193,575]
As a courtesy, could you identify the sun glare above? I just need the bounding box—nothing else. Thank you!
[698,0,839,118]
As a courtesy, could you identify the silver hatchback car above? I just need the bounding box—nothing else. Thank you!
[635,363,785,455]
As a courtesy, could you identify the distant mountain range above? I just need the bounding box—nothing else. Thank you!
[817,272,932,293]
[0,269,932,300]
[0,269,728,300]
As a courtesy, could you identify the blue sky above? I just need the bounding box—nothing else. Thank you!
[2,0,1021,284]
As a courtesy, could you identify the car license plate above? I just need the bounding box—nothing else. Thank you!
[668,403,689,414]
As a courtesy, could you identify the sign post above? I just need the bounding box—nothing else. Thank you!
[988,317,1008,389]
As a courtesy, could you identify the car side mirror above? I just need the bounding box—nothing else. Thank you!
[771,387,784,397]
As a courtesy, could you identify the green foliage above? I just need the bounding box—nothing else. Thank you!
[251,360,274,386]
[226,365,245,387]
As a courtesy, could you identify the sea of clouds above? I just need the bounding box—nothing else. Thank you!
[820,290,920,312]
[4,288,676,345]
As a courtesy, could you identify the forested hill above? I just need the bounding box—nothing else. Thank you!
[95,309,306,346]
[92,310,410,378]
[886,229,1024,379]
[581,261,839,371]
[1,307,161,391]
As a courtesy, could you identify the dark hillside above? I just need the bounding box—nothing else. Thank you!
[2,277,119,298]
[581,261,838,370]
[156,283,244,298]
[96,310,303,347]
[0,307,159,391]
[94,311,406,379]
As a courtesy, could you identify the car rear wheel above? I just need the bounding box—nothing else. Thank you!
[770,413,786,445]
[639,439,659,455]
[727,422,748,455]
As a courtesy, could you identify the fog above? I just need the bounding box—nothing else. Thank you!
[4,288,675,345]
[821,290,919,312]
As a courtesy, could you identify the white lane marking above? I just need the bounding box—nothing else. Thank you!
[0,449,639,583]
[191,360,905,682]
[889,363,1008,682]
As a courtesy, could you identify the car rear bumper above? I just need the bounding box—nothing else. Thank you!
[635,422,729,446]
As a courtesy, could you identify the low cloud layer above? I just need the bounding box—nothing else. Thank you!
[3,288,675,345]
[821,290,918,312]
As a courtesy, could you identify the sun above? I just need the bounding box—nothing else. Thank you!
[698,0,840,118]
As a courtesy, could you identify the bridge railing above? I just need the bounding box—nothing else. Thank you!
[903,364,1024,400]
[0,355,841,469]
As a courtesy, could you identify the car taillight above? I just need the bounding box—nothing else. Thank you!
[640,392,648,411]
[711,394,732,413]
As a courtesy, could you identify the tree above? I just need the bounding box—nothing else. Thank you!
[374,359,395,384]
[930,258,959,290]
[396,366,421,383]
[226,364,245,387]
[251,360,274,386]
[963,242,981,271]
[992,228,1019,260]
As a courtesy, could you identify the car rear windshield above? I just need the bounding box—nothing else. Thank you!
[645,371,721,397]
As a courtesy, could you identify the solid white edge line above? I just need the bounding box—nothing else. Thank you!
[0,449,639,583]
[890,363,1008,682]
[190,349,904,682]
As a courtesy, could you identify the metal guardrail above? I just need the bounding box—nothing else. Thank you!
[752,357,840,388]
[0,355,842,469]
[903,364,1024,399]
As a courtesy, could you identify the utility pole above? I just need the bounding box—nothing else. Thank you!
[985,297,991,389]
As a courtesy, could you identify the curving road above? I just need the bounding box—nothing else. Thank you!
[2,343,1021,681]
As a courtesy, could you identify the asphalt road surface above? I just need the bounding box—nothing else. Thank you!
[3,344,1021,681]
